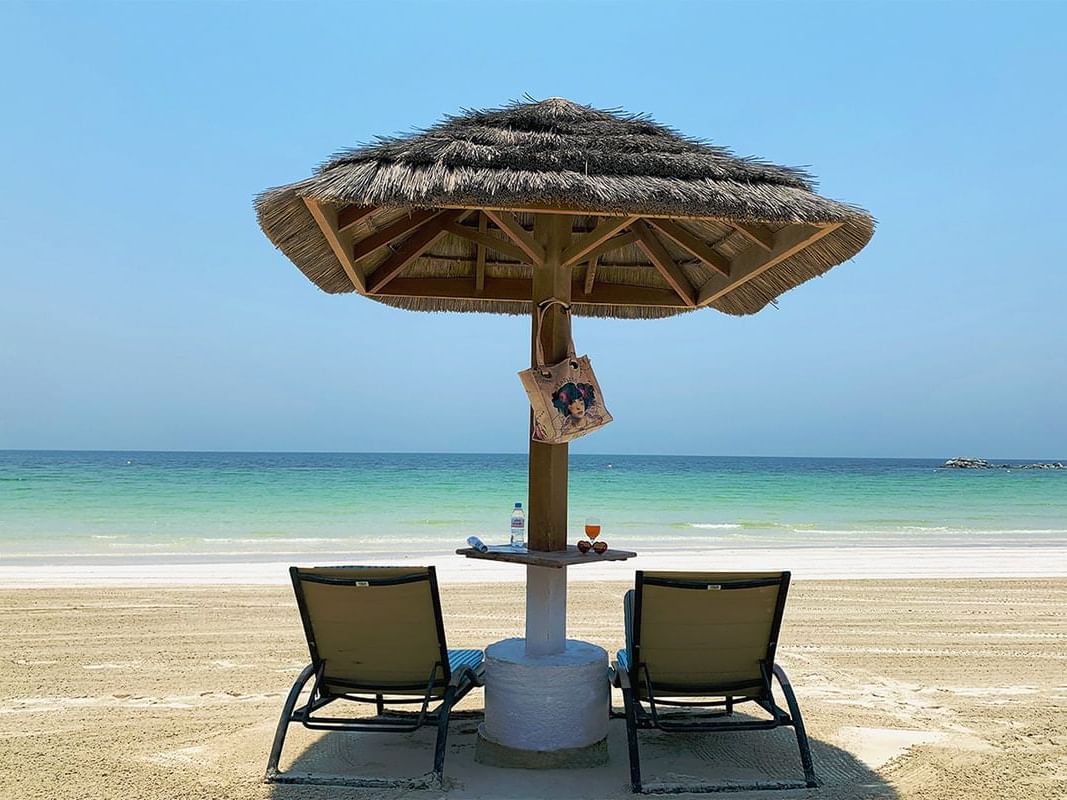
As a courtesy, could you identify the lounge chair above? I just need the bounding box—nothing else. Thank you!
[610,570,816,793]
[265,565,484,788]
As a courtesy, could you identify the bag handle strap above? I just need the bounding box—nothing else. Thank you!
[534,299,575,368]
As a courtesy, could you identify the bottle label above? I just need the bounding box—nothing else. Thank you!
[511,517,524,546]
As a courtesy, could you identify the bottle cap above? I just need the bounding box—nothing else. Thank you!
[514,502,522,508]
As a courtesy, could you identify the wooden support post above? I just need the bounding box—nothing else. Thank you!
[528,213,572,555]
[526,213,571,657]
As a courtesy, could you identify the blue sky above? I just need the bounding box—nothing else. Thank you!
[1,1,1064,458]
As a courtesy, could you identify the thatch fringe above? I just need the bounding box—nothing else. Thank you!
[710,216,874,316]
[371,295,691,320]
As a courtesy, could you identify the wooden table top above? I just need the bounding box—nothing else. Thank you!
[455,544,637,569]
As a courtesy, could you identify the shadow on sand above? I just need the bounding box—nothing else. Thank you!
[267,708,899,800]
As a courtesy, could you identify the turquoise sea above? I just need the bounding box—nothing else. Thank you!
[0,451,1064,560]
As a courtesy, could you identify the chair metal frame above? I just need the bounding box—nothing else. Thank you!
[611,571,816,794]
[265,566,483,788]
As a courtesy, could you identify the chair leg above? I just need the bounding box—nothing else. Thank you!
[621,686,643,793]
[775,667,817,788]
[264,663,316,782]
[432,685,457,782]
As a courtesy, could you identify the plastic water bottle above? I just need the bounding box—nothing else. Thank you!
[510,502,526,549]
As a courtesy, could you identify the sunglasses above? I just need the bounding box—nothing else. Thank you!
[577,540,608,554]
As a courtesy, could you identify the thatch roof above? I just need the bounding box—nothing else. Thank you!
[256,98,874,318]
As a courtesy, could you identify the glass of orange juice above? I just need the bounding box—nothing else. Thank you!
[584,517,602,540]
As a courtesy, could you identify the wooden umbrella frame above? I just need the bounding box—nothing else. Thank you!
[302,199,842,313]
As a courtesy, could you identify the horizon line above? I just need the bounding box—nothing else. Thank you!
[2,448,1063,463]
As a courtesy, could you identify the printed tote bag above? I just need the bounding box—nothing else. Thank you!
[518,301,613,444]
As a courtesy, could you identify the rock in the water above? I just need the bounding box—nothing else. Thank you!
[942,457,1065,470]
[942,457,993,469]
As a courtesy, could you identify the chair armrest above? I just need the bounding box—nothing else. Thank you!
[449,664,483,689]
[611,660,632,689]
[771,663,792,689]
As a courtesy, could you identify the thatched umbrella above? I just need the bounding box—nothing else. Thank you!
[256,98,873,656]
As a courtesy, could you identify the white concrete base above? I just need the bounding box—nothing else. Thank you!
[481,637,609,753]
[475,726,608,769]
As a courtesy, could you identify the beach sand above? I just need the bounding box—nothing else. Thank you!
[3,576,1065,799]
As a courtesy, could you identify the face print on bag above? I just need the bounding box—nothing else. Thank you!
[552,382,604,433]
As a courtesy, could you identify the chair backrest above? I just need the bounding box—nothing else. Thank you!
[289,566,451,696]
[631,570,790,699]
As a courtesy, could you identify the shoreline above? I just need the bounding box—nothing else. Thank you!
[2,543,1065,587]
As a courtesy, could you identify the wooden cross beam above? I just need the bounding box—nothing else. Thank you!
[731,222,775,251]
[336,205,375,233]
[475,213,487,293]
[698,223,842,306]
[366,210,471,294]
[436,201,831,224]
[560,216,637,268]
[583,254,599,295]
[646,219,731,278]
[302,198,365,292]
[632,220,697,307]
[576,230,638,264]
[483,210,546,266]
[444,221,530,264]
[352,210,441,262]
